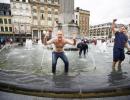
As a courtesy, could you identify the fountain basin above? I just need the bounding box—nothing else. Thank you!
[0,44,130,98]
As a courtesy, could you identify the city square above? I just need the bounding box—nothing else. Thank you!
[0,0,130,99]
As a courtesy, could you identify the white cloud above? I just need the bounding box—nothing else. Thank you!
[75,0,130,25]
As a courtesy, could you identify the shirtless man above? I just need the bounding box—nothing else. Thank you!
[44,30,76,74]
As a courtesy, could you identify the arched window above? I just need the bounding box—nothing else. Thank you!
[1,27,4,32]
[9,27,12,32]
[5,27,8,32]
[42,14,44,19]
[0,18,3,24]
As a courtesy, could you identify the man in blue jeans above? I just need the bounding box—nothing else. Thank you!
[112,19,130,69]
[44,30,76,74]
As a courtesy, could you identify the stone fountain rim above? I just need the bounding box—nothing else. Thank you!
[0,80,130,98]
[0,45,130,98]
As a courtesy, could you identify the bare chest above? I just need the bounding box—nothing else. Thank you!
[54,40,65,48]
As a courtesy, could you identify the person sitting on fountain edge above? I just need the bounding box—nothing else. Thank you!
[112,19,130,69]
[44,30,76,74]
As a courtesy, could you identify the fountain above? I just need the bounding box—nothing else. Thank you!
[96,39,108,53]
[38,39,42,45]
[0,41,130,98]
[0,0,130,98]
[25,39,33,50]
[53,0,79,39]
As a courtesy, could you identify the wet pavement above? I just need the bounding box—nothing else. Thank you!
[0,44,130,97]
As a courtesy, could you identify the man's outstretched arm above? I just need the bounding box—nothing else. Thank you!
[112,19,118,34]
[65,38,76,45]
[44,34,54,45]
[65,33,76,45]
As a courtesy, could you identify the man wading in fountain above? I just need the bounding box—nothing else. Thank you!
[77,39,88,58]
[44,30,76,74]
[112,19,130,69]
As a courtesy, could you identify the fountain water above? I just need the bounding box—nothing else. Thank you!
[107,39,114,47]
[101,41,107,53]
[0,42,130,98]
[38,39,42,45]
[25,39,33,50]
[96,39,108,53]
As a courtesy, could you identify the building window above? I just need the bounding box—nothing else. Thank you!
[0,11,4,15]
[48,17,52,20]
[40,0,44,2]
[13,5,16,9]
[55,12,58,15]
[33,9,37,13]
[48,11,51,14]
[1,27,4,32]
[9,11,11,15]
[55,18,58,21]
[5,11,10,15]
[5,27,8,32]
[4,19,7,24]
[55,0,59,4]
[9,27,12,32]
[8,19,11,24]
[0,18,3,24]
[40,10,44,13]
[44,0,47,2]
[52,0,54,3]
[76,21,78,24]
[76,15,78,19]
[4,11,6,15]
[48,0,51,3]
[41,14,44,20]
[33,16,37,19]
[22,0,26,2]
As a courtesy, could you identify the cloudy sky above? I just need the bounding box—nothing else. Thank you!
[1,0,130,25]
[75,0,130,25]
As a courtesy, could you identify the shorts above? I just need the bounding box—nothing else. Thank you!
[113,47,125,62]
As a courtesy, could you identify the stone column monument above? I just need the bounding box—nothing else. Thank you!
[59,0,74,24]
[53,0,79,38]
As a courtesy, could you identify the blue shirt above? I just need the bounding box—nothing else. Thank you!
[114,32,128,49]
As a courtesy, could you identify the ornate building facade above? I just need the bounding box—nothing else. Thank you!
[89,23,112,39]
[0,3,13,37]
[75,7,90,37]
[127,24,130,35]
[1,0,90,40]
[30,0,60,40]
[10,0,32,41]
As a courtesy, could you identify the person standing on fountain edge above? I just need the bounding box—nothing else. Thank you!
[44,30,76,74]
[112,19,130,69]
